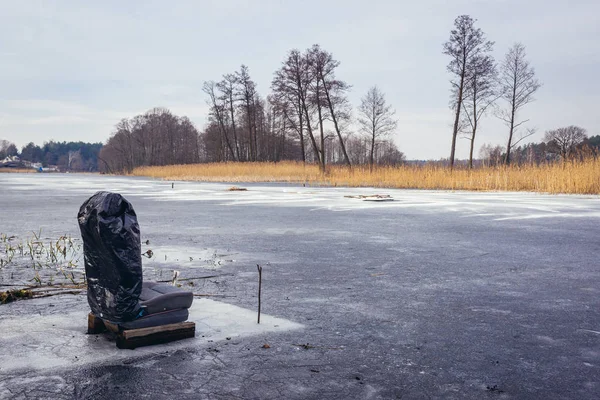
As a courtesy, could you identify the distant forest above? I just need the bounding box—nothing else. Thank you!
[478,134,600,167]
[2,132,599,173]
[0,140,102,171]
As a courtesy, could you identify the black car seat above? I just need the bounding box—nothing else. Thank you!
[78,191,193,330]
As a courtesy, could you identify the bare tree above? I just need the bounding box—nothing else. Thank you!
[235,65,259,161]
[110,118,135,172]
[443,15,494,169]
[217,74,241,160]
[307,46,328,170]
[479,143,504,167]
[272,49,320,165]
[310,45,352,167]
[266,95,287,161]
[0,140,18,159]
[376,140,406,166]
[272,60,305,161]
[67,150,82,170]
[271,46,353,170]
[357,86,398,171]
[461,54,498,168]
[202,81,236,160]
[544,126,587,162]
[0,139,10,157]
[497,43,541,164]
[101,108,201,173]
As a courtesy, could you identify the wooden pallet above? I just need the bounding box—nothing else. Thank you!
[87,312,195,349]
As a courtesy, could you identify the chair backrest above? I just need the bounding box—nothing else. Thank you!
[78,191,143,322]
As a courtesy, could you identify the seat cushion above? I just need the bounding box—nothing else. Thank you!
[119,308,189,330]
[140,282,194,314]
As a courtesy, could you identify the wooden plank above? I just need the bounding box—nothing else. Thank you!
[103,320,120,333]
[87,313,106,334]
[121,321,195,340]
[87,313,195,349]
[116,322,195,349]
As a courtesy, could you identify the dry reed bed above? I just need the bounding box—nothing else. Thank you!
[132,160,600,195]
[0,168,35,173]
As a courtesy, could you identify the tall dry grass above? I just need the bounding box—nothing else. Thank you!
[132,159,600,194]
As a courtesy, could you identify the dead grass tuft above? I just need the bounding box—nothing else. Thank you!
[0,289,33,304]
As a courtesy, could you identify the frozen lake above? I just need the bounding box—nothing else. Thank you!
[1,173,599,399]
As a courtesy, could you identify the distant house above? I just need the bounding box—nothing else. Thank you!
[1,155,20,163]
[0,155,22,168]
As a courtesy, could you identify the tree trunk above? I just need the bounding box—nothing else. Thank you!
[468,83,477,169]
[279,116,286,161]
[370,134,375,172]
[300,95,321,166]
[468,134,475,169]
[316,81,326,172]
[218,118,236,161]
[369,113,376,172]
[207,89,236,161]
[450,68,466,170]
[320,74,351,167]
[504,62,518,165]
[504,93,516,165]
[244,99,254,161]
[252,97,259,161]
[298,101,305,163]
[228,93,240,161]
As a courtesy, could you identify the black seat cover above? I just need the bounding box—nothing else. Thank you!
[78,192,143,322]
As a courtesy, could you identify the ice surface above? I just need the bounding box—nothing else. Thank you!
[2,173,599,221]
[1,174,600,399]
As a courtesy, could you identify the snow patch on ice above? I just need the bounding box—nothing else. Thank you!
[494,212,600,221]
[0,298,303,372]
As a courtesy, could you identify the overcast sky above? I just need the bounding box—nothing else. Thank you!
[1,0,598,160]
